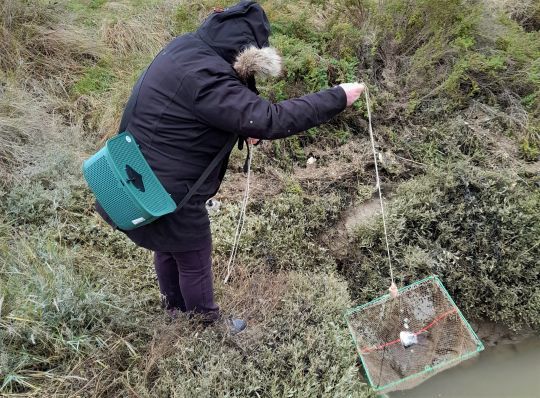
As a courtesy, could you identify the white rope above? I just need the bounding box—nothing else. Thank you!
[222,89,395,292]
[364,87,395,289]
[223,144,253,284]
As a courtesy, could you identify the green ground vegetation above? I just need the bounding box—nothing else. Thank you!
[1,0,539,396]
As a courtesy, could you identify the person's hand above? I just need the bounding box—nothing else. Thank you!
[339,82,366,107]
[247,138,260,145]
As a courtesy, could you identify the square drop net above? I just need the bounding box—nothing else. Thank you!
[345,276,484,394]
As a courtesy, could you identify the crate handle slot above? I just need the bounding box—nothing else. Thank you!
[125,165,145,192]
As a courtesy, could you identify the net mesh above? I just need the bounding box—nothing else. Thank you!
[345,275,484,393]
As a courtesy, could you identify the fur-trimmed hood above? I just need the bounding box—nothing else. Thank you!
[233,46,282,80]
[196,2,281,81]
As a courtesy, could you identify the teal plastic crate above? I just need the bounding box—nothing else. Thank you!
[82,132,176,230]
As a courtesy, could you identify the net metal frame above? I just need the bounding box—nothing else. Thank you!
[344,275,484,393]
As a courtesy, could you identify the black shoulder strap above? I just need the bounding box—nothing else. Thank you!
[117,65,238,213]
[174,133,238,212]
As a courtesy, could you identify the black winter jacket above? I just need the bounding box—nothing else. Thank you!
[100,1,347,251]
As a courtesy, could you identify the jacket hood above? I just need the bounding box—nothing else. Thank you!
[196,1,271,64]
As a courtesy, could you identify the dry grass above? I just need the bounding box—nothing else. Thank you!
[0,81,76,188]
[1,1,101,87]
[492,0,540,31]
[100,10,171,57]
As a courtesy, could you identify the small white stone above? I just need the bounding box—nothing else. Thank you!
[306,156,317,165]
[400,331,418,348]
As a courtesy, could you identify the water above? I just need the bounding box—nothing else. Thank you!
[393,337,540,398]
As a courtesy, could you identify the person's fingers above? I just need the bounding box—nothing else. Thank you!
[247,138,260,145]
[358,82,366,94]
[340,82,367,106]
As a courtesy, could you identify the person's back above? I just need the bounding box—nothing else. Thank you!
[127,33,237,193]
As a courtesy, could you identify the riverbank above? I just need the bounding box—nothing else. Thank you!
[1,0,538,396]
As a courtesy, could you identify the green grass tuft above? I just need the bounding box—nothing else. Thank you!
[72,64,115,95]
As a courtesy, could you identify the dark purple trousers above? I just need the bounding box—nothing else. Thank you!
[154,238,219,322]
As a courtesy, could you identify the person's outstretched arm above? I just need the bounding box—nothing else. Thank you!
[186,70,365,140]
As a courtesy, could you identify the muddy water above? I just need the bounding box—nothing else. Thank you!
[393,337,540,398]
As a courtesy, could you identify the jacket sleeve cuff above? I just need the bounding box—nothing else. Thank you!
[333,85,348,112]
